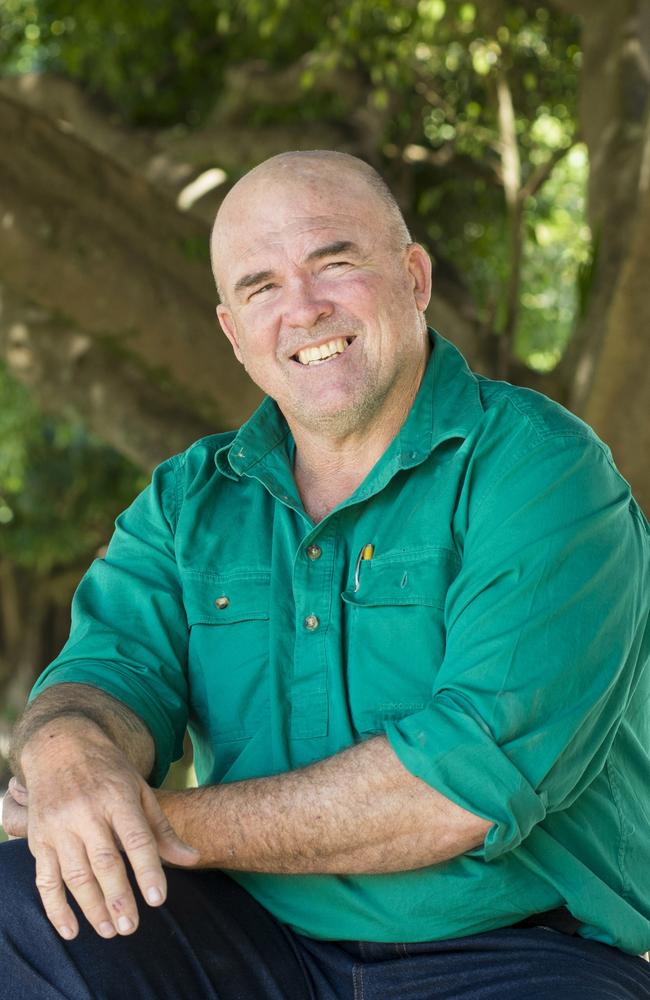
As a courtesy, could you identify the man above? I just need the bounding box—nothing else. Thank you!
[2,150,649,999]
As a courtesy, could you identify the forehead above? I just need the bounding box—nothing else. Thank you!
[232,214,368,264]
[213,173,387,284]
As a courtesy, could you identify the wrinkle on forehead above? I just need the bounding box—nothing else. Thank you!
[235,215,366,263]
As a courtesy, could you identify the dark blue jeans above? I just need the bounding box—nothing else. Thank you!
[2,839,649,999]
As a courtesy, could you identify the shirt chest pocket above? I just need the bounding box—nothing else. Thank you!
[183,573,270,743]
[340,547,459,735]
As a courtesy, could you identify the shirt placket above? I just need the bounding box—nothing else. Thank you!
[289,524,336,739]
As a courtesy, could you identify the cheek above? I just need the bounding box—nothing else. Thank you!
[235,316,277,359]
[328,276,383,320]
[338,271,406,313]
[235,330,284,387]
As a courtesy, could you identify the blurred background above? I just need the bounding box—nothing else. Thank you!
[1,0,649,830]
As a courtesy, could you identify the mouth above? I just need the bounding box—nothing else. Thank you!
[291,336,354,367]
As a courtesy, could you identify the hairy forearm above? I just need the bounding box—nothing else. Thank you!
[10,683,155,782]
[159,736,491,874]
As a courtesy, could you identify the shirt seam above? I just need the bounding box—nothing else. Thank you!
[470,429,617,525]
[171,454,184,534]
[629,501,650,534]
[352,963,364,1000]
[498,392,595,445]
[182,568,271,582]
[605,759,631,898]
[366,544,460,567]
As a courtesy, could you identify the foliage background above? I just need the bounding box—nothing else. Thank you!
[1,0,649,820]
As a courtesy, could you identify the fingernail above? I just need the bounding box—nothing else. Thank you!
[59,925,74,940]
[99,921,116,938]
[117,916,134,933]
[146,886,162,904]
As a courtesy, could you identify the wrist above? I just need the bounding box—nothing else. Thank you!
[155,788,184,826]
[19,713,114,782]
[155,789,199,860]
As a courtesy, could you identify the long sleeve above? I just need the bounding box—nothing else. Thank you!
[30,456,190,786]
[385,434,649,862]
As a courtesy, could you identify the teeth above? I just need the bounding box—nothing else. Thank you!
[296,337,349,366]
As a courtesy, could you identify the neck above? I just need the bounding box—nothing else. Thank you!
[292,434,386,522]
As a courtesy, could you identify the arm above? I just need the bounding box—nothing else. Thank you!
[156,735,491,873]
[4,456,197,940]
[10,682,155,782]
[386,434,649,863]
[160,434,647,877]
[5,683,198,943]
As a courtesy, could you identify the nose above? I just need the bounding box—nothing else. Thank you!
[282,277,334,329]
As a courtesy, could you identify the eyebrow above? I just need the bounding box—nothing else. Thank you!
[233,269,274,295]
[305,239,360,262]
[233,241,361,296]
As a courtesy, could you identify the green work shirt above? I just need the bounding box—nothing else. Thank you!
[31,330,650,954]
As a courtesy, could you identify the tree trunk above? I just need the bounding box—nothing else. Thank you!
[0,78,479,469]
[552,0,650,510]
[582,134,650,512]
[0,87,262,468]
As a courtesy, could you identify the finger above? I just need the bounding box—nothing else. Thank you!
[33,843,81,941]
[1,793,28,839]
[142,785,200,869]
[112,803,171,910]
[58,831,129,938]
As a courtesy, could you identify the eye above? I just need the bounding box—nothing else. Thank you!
[248,283,275,300]
[323,260,350,271]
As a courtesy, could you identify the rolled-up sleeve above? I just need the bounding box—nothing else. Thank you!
[384,433,649,862]
[30,456,189,786]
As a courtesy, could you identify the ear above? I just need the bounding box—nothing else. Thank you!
[405,244,432,313]
[216,304,244,364]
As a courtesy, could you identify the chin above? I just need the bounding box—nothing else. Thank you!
[294,403,366,436]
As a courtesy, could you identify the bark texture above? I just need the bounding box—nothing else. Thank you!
[0,73,479,469]
[1,13,650,506]
[552,0,650,509]
[0,86,261,467]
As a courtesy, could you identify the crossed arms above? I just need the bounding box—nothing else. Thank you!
[3,683,490,941]
[4,431,647,943]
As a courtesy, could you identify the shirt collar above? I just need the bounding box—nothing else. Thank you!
[215,328,484,489]
[424,327,484,453]
[215,394,290,482]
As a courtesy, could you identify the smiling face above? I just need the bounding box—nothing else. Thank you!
[212,154,432,441]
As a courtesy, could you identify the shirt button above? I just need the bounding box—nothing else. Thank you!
[303,614,320,631]
[214,596,230,610]
[306,544,322,561]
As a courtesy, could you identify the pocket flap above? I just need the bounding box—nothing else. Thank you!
[183,572,270,626]
[341,546,459,610]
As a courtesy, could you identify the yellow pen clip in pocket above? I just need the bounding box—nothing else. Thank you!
[353,543,375,592]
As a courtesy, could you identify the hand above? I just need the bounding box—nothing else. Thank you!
[18,720,199,942]
[2,777,28,838]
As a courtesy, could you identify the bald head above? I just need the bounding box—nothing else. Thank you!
[211,150,411,300]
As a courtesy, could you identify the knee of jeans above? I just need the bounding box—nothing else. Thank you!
[0,839,42,927]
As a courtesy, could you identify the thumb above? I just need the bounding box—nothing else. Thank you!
[141,785,200,866]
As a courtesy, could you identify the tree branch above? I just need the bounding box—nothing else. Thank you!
[520,141,576,201]
[496,72,521,209]
[0,288,216,471]
[0,88,263,445]
[496,61,576,378]
[495,70,523,375]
